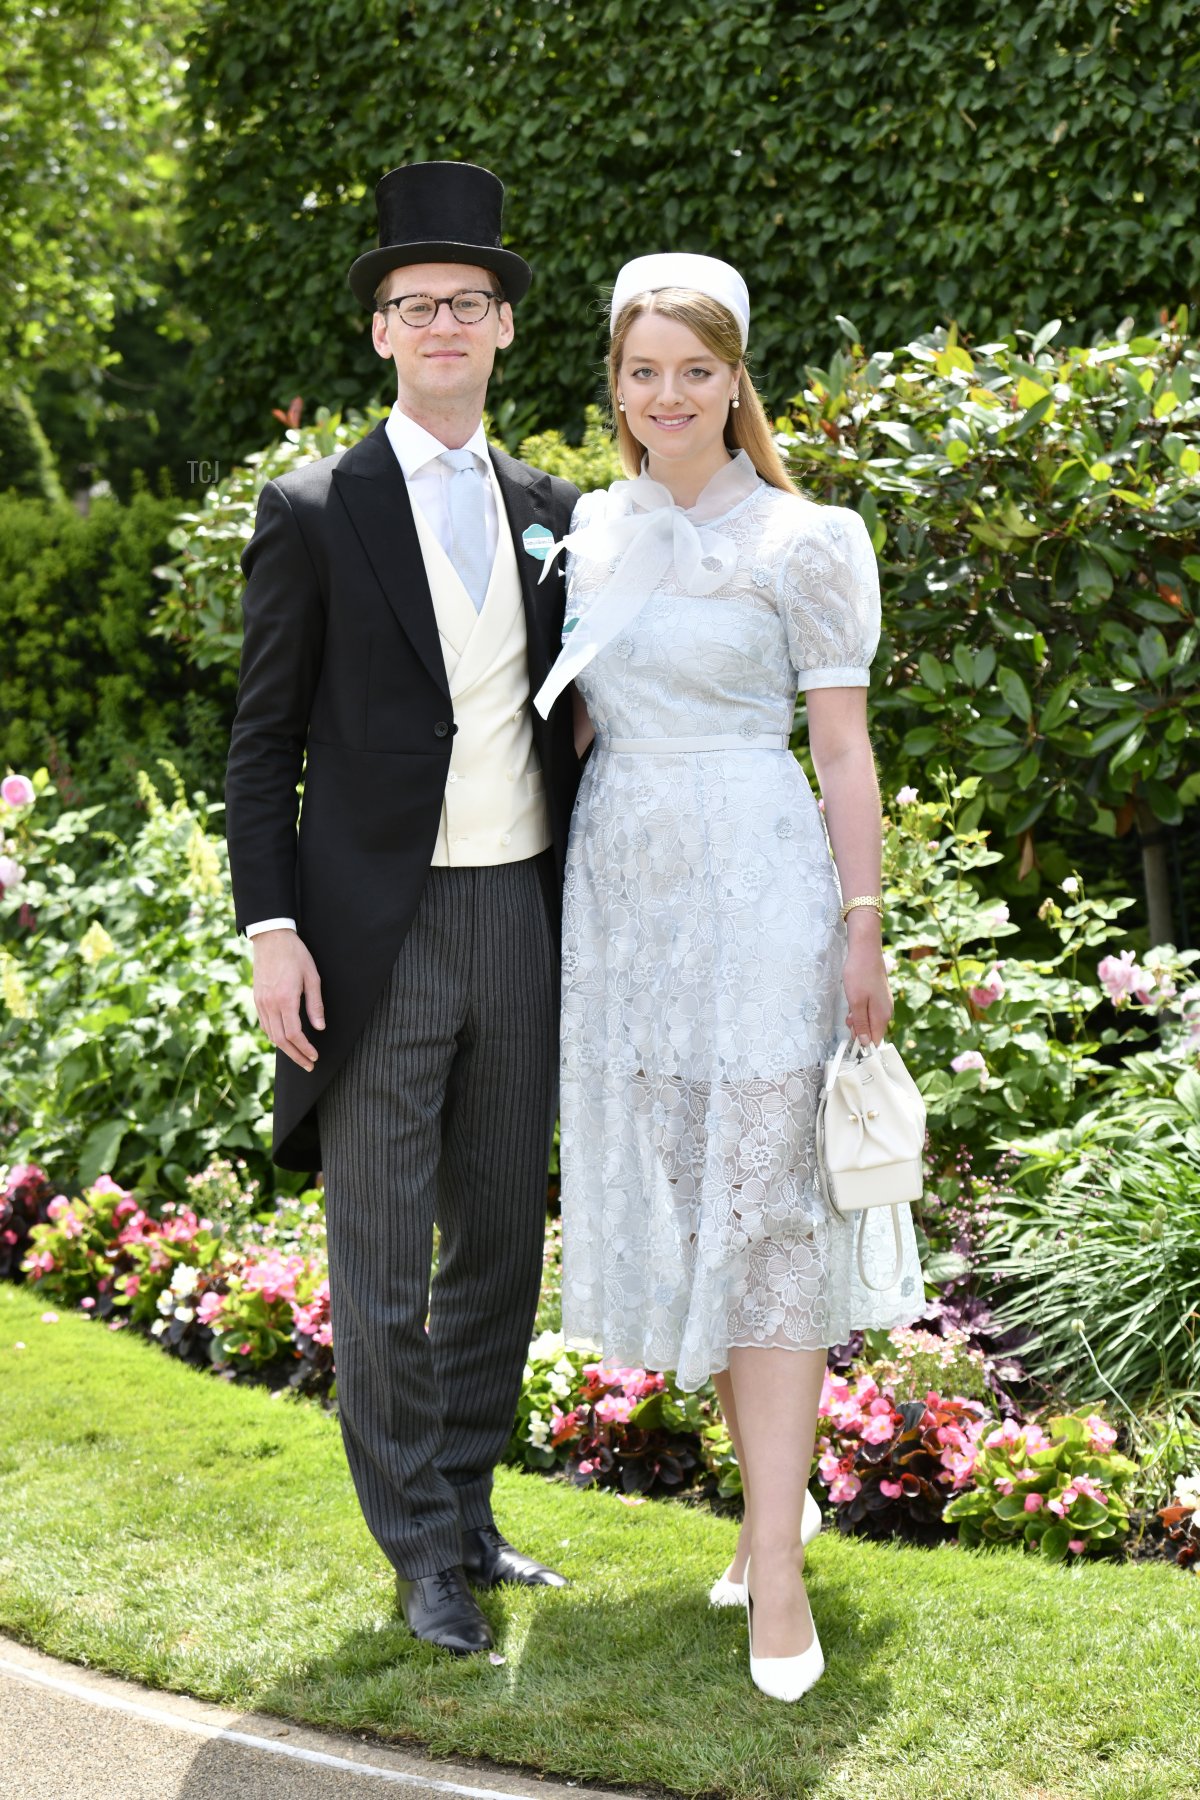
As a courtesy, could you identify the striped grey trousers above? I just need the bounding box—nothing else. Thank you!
[318,856,557,1578]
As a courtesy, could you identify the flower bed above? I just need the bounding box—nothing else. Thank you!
[5,1155,1198,1569]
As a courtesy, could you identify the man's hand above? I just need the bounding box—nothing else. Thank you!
[252,930,325,1072]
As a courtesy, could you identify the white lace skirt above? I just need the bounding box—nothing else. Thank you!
[558,747,924,1392]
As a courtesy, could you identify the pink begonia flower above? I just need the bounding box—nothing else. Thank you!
[1084,1415,1117,1452]
[196,1291,224,1326]
[124,1274,141,1296]
[984,1418,1023,1449]
[868,1395,893,1416]
[40,1311,59,1323]
[618,1493,647,1507]
[594,1394,635,1425]
[818,1451,845,1481]
[1070,1474,1108,1505]
[861,1413,896,1446]
[1024,1493,1044,1512]
[968,966,1006,1009]
[895,786,919,805]
[577,1458,595,1476]
[1067,1539,1086,1553]
[0,855,25,891]
[1098,949,1155,1006]
[27,1250,56,1276]
[90,1174,130,1198]
[829,1471,862,1504]
[238,1343,252,1355]
[880,1479,904,1498]
[1047,1497,1065,1517]
[994,1477,1014,1496]
[1,774,35,808]
[80,1296,95,1311]
[951,1049,987,1076]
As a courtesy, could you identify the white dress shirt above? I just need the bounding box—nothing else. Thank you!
[245,406,499,941]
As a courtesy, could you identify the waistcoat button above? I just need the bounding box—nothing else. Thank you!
[434,721,450,738]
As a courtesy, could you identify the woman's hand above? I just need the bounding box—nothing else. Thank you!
[842,914,892,1045]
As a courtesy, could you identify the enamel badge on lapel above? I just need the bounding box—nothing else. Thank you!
[522,523,555,561]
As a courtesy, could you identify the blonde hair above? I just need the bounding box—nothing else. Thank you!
[608,288,796,493]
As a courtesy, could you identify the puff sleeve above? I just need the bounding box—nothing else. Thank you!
[777,505,881,691]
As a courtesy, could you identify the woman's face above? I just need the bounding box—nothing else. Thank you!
[616,312,740,484]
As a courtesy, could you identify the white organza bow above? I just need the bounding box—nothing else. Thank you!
[532,452,760,719]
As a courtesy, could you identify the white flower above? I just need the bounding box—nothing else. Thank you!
[171,1264,201,1298]
[1061,876,1080,895]
[895,786,919,805]
[174,1305,195,1324]
[527,1411,550,1448]
[156,1289,176,1316]
[150,1319,167,1337]
[527,1329,564,1361]
[548,1372,572,1400]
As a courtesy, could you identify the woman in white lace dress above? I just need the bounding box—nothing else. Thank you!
[534,255,923,1701]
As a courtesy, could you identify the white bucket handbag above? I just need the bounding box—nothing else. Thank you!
[814,1034,926,1291]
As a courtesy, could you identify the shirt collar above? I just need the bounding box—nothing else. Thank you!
[385,405,490,480]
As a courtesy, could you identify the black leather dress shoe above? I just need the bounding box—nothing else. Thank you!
[461,1526,569,1590]
[396,1565,493,1654]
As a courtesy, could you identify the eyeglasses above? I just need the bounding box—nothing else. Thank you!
[378,290,502,327]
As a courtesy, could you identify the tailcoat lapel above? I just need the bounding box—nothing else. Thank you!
[331,421,450,698]
[490,447,556,693]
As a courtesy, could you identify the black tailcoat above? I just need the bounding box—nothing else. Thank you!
[225,420,580,1170]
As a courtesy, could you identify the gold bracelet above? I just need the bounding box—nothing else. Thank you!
[841,894,884,923]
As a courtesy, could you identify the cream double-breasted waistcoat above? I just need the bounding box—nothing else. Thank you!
[408,482,551,866]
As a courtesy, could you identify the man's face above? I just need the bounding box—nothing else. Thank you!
[371,261,514,412]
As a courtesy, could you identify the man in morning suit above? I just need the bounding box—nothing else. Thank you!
[224,161,580,1655]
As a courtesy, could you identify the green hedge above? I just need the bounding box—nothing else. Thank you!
[0,492,235,826]
[180,0,1200,457]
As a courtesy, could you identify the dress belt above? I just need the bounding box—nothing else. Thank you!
[603,733,790,753]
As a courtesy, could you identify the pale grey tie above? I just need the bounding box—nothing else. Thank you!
[440,448,492,611]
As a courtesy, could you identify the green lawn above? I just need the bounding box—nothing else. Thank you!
[1,1281,1196,1800]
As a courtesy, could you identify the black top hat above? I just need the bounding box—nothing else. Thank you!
[347,161,532,309]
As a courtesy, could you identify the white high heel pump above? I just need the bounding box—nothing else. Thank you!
[744,1556,825,1703]
[708,1487,821,1608]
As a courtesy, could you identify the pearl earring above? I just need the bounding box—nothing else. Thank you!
[731,392,740,409]
[618,399,626,412]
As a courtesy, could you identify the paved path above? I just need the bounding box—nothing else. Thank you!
[0,1638,629,1800]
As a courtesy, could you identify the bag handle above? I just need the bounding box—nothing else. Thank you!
[856,1206,905,1292]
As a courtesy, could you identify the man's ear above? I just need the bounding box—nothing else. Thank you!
[371,310,396,360]
[496,301,516,351]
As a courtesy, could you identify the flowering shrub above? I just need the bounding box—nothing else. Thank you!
[884,775,1199,1174]
[0,1162,52,1281]
[943,1411,1137,1559]
[17,1160,333,1388]
[861,1324,989,1405]
[815,1365,992,1543]
[0,766,278,1196]
[509,1333,724,1498]
[1158,1472,1200,1572]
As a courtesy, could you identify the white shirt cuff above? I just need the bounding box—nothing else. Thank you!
[246,917,297,938]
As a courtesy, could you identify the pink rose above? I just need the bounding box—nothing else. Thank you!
[0,855,25,892]
[968,967,1006,1009]
[1098,949,1155,1006]
[1,774,35,808]
[951,1049,987,1078]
